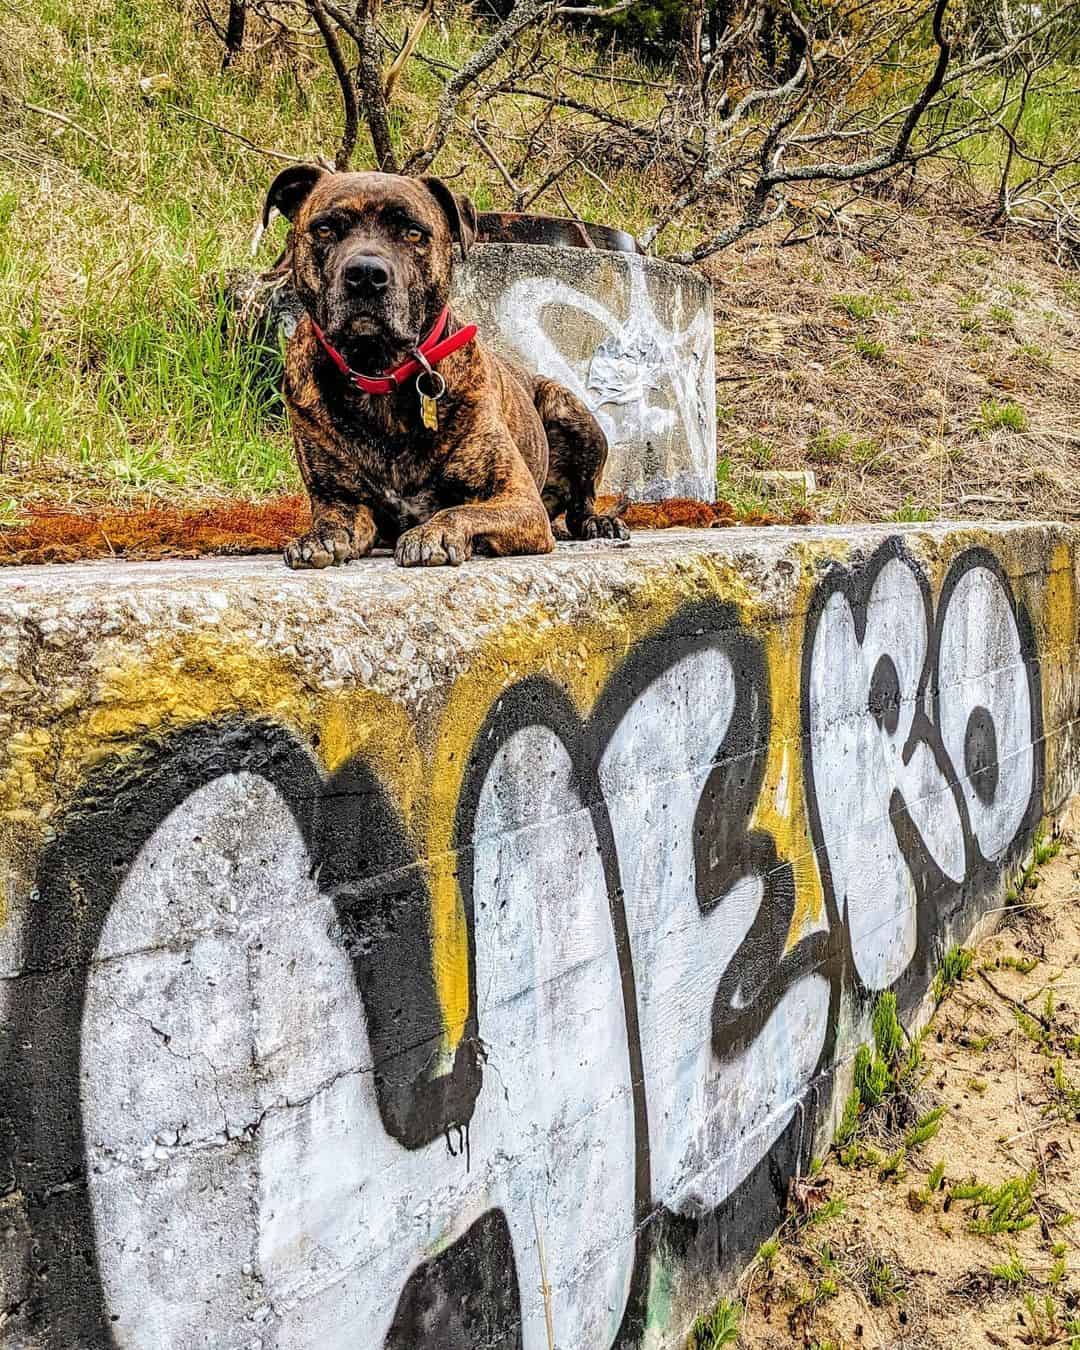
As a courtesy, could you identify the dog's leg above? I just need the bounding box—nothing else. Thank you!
[285,500,377,570]
[533,377,628,542]
[395,497,554,567]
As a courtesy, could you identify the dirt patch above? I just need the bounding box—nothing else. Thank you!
[710,210,1080,525]
[733,804,1080,1350]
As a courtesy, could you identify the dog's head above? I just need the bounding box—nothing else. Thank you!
[263,167,478,368]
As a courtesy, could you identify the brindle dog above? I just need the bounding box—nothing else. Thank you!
[262,165,628,568]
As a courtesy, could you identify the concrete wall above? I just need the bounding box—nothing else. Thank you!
[1,523,1078,1349]
[455,244,717,501]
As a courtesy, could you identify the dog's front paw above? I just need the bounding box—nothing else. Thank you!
[284,527,354,570]
[395,521,471,567]
[575,513,630,542]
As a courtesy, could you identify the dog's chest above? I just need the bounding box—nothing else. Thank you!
[375,486,439,529]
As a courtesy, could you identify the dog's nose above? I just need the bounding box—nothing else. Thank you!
[343,255,390,295]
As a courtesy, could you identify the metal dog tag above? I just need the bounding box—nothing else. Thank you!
[415,366,446,433]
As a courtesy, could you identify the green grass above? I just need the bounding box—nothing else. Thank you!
[978,398,1028,434]
[948,1169,1038,1235]
[0,0,673,498]
[689,1296,741,1348]
[832,293,877,320]
[933,945,974,1001]
[892,498,934,522]
[852,334,887,362]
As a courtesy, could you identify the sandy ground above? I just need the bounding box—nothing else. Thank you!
[734,802,1080,1350]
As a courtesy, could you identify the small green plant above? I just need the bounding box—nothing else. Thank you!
[878,1147,907,1181]
[1023,1293,1062,1345]
[928,1160,946,1191]
[905,1106,946,1149]
[865,1254,905,1307]
[1049,1256,1067,1286]
[933,945,974,1001]
[978,398,1028,433]
[833,293,876,320]
[892,498,934,523]
[949,1170,1037,1234]
[1034,826,1061,866]
[1046,1058,1080,1121]
[689,1296,741,1348]
[1020,342,1053,367]
[852,335,887,362]
[1015,1007,1048,1047]
[993,953,1039,974]
[989,1249,1028,1285]
[745,436,774,468]
[807,429,851,463]
[989,303,1014,325]
[756,1236,780,1269]
[809,1197,847,1226]
[836,1087,862,1146]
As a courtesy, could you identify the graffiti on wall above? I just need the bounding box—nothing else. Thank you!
[492,259,716,488]
[0,540,1044,1348]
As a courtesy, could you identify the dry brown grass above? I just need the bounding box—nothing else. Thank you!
[710,207,1080,525]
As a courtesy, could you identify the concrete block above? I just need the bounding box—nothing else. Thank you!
[455,244,717,501]
[1,521,1078,1348]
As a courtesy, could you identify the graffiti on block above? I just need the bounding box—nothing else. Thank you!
[0,540,1044,1348]
[493,260,715,482]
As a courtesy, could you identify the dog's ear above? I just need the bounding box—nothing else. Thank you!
[422,177,478,260]
[262,164,326,228]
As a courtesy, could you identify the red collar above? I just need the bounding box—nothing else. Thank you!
[310,306,477,395]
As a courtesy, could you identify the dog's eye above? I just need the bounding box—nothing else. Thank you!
[403,227,425,244]
[311,223,337,243]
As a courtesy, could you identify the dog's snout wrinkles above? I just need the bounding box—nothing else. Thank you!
[343,254,390,294]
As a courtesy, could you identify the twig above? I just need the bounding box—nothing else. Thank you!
[531,1198,556,1350]
[306,0,358,169]
[21,102,114,154]
[162,106,309,163]
[978,967,1052,1030]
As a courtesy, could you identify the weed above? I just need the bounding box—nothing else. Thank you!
[1020,342,1053,367]
[949,1170,1037,1235]
[933,946,974,1001]
[865,1255,905,1307]
[967,1077,989,1093]
[878,1147,907,1181]
[905,1106,946,1149]
[745,436,774,467]
[928,1160,946,1191]
[1046,1058,1080,1121]
[1015,1008,1048,1047]
[809,1197,847,1226]
[852,335,887,362]
[992,954,1039,974]
[1034,826,1061,866]
[978,398,1028,433]
[835,1087,862,1146]
[807,429,850,463]
[1049,1257,1067,1286]
[1023,1293,1062,1345]
[757,1237,780,1269]
[989,1250,1028,1285]
[689,1296,741,1348]
[989,303,1014,325]
[833,293,876,320]
[892,498,934,522]
[850,436,886,467]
